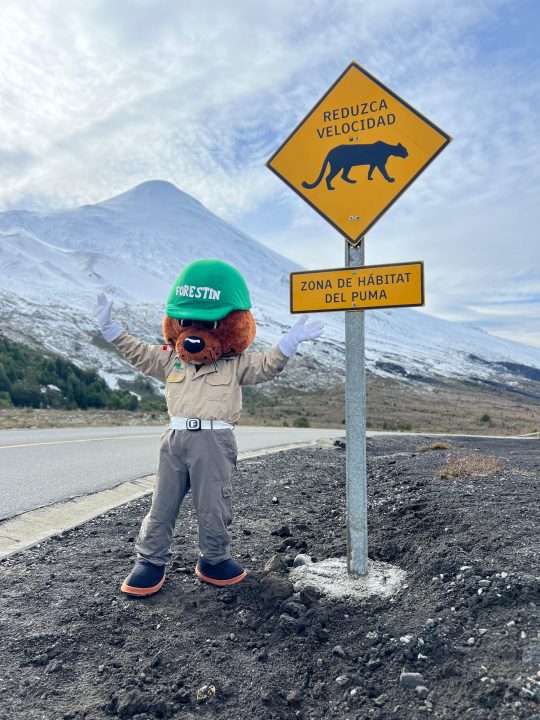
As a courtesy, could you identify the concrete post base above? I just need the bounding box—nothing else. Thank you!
[289,557,406,600]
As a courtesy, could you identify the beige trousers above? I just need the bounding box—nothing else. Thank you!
[135,429,237,566]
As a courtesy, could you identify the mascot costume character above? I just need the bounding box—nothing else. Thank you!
[96,258,323,597]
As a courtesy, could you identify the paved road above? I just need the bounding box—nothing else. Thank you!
[0,426,344,520]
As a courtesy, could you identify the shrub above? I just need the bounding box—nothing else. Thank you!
[436,453,503,479]
[418,441,452,452]
[10,382,42,408]
[0,391,12,408]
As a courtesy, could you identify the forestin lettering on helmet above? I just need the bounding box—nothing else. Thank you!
[175,285,221,300]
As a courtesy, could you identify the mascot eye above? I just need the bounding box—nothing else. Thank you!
[180,319,219,330]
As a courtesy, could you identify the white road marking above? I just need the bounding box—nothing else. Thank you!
[0,434,162,450]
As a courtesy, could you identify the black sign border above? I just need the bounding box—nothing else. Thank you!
[267,62,452,246]
[289,260,425,313]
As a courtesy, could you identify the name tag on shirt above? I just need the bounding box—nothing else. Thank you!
[168,374,185,383]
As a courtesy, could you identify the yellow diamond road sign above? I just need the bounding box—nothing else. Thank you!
[290,262,424,313]
[267,62,451,246]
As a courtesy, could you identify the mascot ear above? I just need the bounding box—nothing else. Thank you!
[215,310,256,355]
[162,316,181,347]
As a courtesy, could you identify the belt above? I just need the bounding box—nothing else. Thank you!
[169,417,234,431]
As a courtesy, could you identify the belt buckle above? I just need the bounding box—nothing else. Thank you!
[186,418,201,431]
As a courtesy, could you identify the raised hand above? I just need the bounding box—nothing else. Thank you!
[96,292,124,342]
[278,315,324,358]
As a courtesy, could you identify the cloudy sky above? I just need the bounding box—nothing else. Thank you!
[1,0,539,346]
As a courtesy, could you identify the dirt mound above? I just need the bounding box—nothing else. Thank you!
[1,435,539,719]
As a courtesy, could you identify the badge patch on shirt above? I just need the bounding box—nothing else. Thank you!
[168,373,185,383]
[167,358,185,382]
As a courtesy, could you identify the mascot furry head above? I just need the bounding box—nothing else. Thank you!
[162,259,256,365]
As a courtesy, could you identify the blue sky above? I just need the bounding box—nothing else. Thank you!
[1,0,539,346]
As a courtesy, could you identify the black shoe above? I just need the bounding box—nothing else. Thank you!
[121,560,166,597]
[195,558,247,586]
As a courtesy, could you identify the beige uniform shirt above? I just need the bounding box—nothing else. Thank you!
[112,331,289,424]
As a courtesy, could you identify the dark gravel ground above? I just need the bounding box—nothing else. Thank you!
[1,434,539,720]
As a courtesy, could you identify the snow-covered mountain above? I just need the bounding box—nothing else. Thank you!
[1,180,539,396]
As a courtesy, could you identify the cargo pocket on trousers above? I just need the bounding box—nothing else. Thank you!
[221,457,233,499]
[221,477,233,527]
[216,430,238,468]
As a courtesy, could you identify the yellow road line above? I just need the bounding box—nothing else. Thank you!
[0,434,162,450]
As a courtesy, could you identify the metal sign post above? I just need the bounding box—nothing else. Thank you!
[345,239,368,575]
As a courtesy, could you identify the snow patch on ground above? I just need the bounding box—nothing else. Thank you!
[96,370,120,390]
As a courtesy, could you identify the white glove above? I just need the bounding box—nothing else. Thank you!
[278,315,324,358]
[96,292,124,342]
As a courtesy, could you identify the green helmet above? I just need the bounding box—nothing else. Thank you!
[165,259,252,321]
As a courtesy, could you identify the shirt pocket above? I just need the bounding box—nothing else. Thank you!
[204,363,234,388]
[165,376,186,398]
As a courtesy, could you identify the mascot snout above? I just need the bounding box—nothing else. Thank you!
[174,325,223,364]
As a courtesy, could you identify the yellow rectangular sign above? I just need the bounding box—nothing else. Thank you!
[268,62,451,246]
[290,262,424,313]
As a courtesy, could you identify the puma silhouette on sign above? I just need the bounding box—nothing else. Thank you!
[302,141,408,191]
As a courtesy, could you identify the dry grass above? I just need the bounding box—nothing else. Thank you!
[0,408,168,429]
[510,468,536,478]
[366,374,540,436]
[243,371,540,435]
[417,441,453,452]
[436,453,504,479]
[1,369,539,435]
